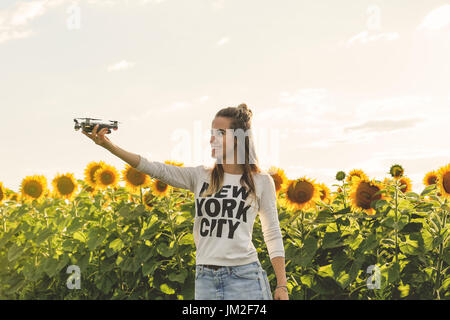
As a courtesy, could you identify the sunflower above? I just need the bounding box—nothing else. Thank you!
[121,164,151,194]
[436,163,450,199]
[317,183,332,204]
[20,175,48,203]
[280,177,321,212]
[349,176,387,215]
[267,166,288,195]
[94,164,120,190]
[82,184,97,197]
[346,169,369,184]
[164,160,184,167]
[389,164,404,179]
[336,171,346,181]
[0,182,5,204]
[7,189,20,202]
[398,176,412,193]
[84,161,107,190]
[151,179,171,198]
[143,191,156,209]
[52,173,79,201]
[423,171,438,187]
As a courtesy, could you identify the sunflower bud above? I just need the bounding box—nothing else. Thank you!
[389,164,404,179]
[336,171,346,181]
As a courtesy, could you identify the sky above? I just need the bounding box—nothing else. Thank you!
[1,0,450,194]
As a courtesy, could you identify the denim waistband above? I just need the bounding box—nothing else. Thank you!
[197,261,261,275]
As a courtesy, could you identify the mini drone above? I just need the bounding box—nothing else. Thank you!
[74,118,120,134]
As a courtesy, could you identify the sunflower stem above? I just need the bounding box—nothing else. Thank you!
[394,178,399,285]
[300,210,305,243]
[1,206,6,232]
[341,181,348,209]
[434,204,448,299]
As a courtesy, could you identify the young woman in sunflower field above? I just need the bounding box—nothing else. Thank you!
[82,103,289,300]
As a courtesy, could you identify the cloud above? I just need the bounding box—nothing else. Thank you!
[370,147,450,161]
[0,29,33,44]
[107,60,135,71]
[87,0,166,5]
[344,118,423,133]
[346,30,399,46]
[211,0,225,11]
[0,0,66,44]
[199,96,209,103]
[352,96,432,121]
[216,36,229,46]
[274,88,337,120]
[0,0,166,44]
[418,5,450,31]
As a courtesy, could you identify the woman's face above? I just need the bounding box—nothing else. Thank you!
[210,116,234,162]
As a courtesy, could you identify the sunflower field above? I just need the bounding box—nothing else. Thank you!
[0,161,449,300]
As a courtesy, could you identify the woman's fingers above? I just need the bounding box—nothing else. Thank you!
[81,125,111,146]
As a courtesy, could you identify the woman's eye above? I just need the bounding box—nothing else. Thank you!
[211,129,224,136]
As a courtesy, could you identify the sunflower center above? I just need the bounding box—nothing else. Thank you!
[90,165,102,183]
[288,181,313,204]
[272,175,282,192]
[144,192,155,207]
[100,171,115,185]
[156,180,168,192]
[443,172,450,194]
[24,181,43,198]
[0,189,4,202]
[428,175,437,185]
[399,179,409,192]
[127,169,146,186]
[57,177,75,195]
[356,182,381,209]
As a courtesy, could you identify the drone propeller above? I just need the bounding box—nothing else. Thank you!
[75,118,101,121]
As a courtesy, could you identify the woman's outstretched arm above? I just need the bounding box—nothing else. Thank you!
[82,124,140,168]
[82,124,199,192]
[106,143,141,168]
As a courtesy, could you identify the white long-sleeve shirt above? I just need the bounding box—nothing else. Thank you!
[135,155,285,266]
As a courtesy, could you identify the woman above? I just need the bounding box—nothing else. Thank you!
[82,103,288,300]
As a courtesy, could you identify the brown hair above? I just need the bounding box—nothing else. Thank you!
[200,103,261,204]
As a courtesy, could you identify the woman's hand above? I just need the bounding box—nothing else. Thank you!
[82,124,113,149]
[274,287,289,300]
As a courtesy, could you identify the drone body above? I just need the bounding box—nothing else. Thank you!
[74,118,120,134]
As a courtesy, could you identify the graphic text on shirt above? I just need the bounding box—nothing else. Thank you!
[196,182,252,239]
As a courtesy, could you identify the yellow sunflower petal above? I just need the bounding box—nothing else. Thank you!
[281,177,321,212]
[436,163,450,199]
[20,175,48,203]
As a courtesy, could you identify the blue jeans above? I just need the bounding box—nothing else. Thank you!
[194,261,273,300]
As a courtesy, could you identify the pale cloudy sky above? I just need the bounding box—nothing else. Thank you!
[1,0,450,194]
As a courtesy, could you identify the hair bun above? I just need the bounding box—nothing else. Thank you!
[236,103,252,122]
